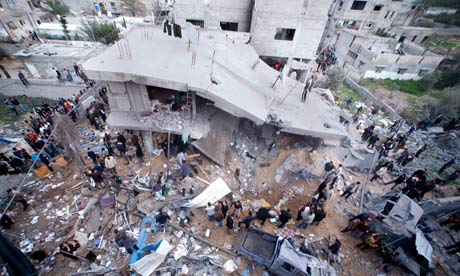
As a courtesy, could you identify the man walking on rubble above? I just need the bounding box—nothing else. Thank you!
[328,238,341,264]
[341,182,361,202]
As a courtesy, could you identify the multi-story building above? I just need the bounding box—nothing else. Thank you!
[250,0,333,62]
[173,0,252,32]
[0,0,40,41]
[173,0,333,64]
[335,29,443,80]
[82,26,347,162]
[330,0,420,42]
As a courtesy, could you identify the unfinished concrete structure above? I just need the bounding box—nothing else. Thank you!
[173,0,252,32]
[335,30,444,80]
[82,25,347,161]
[173,0,333,63]
[0,0,41,41]
[329,0,419,41]
[250,0,333,62]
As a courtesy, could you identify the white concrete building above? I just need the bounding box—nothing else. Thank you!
[173,0,252,32]
[0,0,40,41]
[173,0,333,63]
[82,25,347,159]
[335,30,444,80]
[330,0,419,41]
[250,0,333,61]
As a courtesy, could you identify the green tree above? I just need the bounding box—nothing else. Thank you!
[435,70,460,89]
[80,20,120,44]
[122,0,147,17]
[324,67,346,92]
[438,86,460,118]
[46,0,69,16]
[416,0,460,9]
[59,16,70,40]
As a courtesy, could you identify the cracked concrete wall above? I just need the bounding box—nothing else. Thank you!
[174,0,253,32]
[250,0,332,60]
[106,81,150,112]
[332,0,416,36]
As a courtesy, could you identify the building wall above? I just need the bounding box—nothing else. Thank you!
[0,0,38,41]
[173,0,253,32]
[332,0,417,40]
[345,77,401,120]
[335,30,443,80]
[391,26,460,45]
[250,0,333,60]
[106,81,150,112]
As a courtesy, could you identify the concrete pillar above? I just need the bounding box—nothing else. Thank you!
[192,91,197,118]
[142,130,154,156]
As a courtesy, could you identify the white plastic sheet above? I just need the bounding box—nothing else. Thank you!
[131,240,174,276]
[182,177,231,208]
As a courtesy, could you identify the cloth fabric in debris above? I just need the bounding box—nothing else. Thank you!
[131,240,174,276]
[182,177,231,208]
[282,186,303,200]
[415,229,433,262]
[274,227,296,239]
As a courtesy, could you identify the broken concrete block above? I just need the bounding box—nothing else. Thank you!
[275,174,282,183]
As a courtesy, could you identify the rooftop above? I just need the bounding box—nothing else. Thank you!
[83,25,347,140]
[13,42,105,59]
[343,29,440,57]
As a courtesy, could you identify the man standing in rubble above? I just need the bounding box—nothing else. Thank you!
[205,202,215,221]
[322,160,335,178]
[278,209,292,228]
[152,178,164,201]
[104,155,117,175]
[301,76,314,102]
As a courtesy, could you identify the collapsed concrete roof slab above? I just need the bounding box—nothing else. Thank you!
[106,110,210,139]
[192,110,239,166]
[83,26,347,140]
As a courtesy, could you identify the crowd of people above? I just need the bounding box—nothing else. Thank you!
[316,45,337,74]
[338,97,460,272]
[1,86,93,177]
[52,64,89,84]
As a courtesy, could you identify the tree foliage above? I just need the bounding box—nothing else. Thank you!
[416,0,460,9]
[122,0,147,17]
[80,20,120,45]
[59,17,70,40]
[46,0,69,16]
[324,67,346,92]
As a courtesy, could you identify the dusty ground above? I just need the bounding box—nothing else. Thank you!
[367,86,413,114]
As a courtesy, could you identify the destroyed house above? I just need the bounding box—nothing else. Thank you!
[367,193,433,276]
[83,25,347,163]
